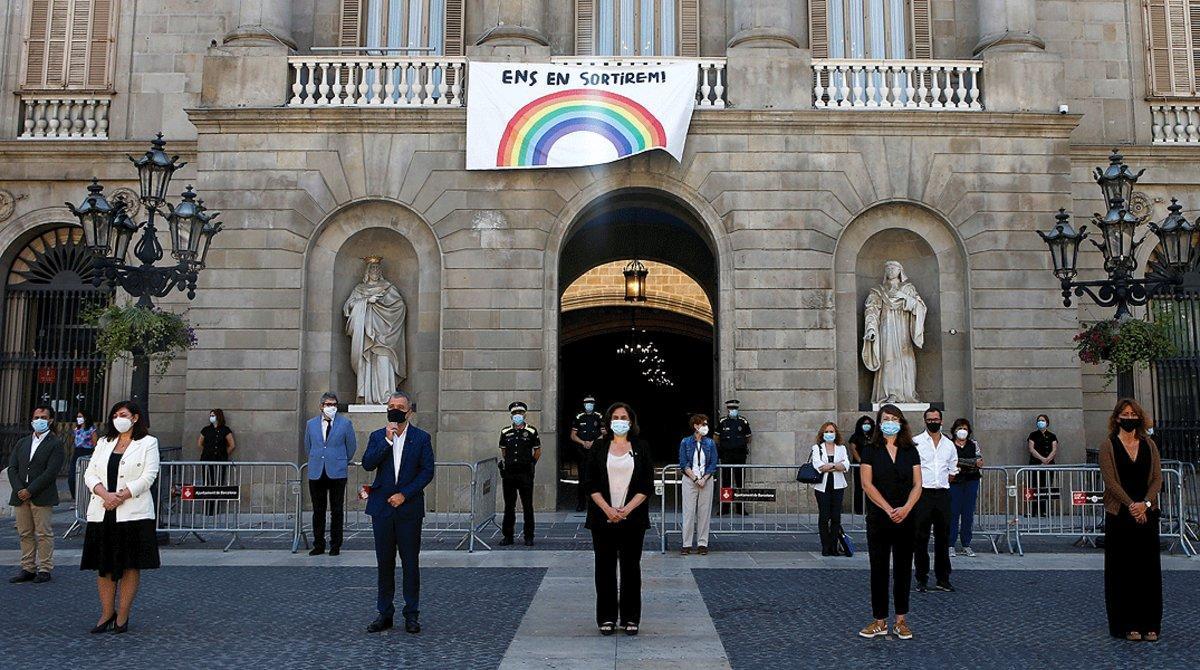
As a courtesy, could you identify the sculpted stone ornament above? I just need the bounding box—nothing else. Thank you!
[0,190,16,223]
[862,260,927,404]
[343,256,407,405]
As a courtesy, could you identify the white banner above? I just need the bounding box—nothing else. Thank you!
[466,61,698,171]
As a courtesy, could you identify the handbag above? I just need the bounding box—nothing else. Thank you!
[796,461,822,484]
[838,529,854,557]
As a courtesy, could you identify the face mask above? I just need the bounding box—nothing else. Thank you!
[697,425,709,436]
[611,419,631,436]
[209,415,218,425]
[512,414,525,426]
[822,432,836,443]
[1118,418,1141,433]
[955,429,969,440]
[729,409,739,418]
[1036,420,1048,430]
[861,424,873,434]
[322,405,337,419]
[925,421,942,434]
[31,418,49,434]
[76,417,85,426]
[880,420,901,437]
[388,409,408,424]
[113,417,134,434]
[584,403,594,412]
[1147,427,1154,436]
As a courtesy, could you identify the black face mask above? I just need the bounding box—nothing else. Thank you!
[388,409,408,424]
[1118,417,1141,433]
[925,421,942,434]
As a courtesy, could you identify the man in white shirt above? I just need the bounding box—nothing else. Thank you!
[912,407,957,592]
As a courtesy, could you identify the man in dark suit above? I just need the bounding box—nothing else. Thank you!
[8,404,65,583]
[362,390,435,634]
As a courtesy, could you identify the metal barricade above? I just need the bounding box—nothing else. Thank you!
[63,454,92,538]
[1011,465,1195,557]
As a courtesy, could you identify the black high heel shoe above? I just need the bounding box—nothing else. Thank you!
[113,618,130,634]
[90,615,116,634]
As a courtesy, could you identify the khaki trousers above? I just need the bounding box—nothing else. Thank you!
[14,503,54,573]
[682,476,714,548]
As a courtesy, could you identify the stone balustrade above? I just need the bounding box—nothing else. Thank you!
[287,56,467,107]
[18,94,112,139]
[812,59,983,110]
[551,57,727,108]
[1151,104,1200,144]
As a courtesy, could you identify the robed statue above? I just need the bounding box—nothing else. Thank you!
[343,256,407,404]
[861,260,927,404]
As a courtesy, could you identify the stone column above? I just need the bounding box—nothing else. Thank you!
[726,0,810,109]
[223,0,295,49]
[973,0,1064,113]
[470,0,551,61]
[201,0,293,108]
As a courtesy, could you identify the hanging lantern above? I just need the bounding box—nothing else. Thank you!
[623,259,648,302]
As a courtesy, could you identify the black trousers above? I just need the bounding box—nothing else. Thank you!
[309,474,347,549]
[814,487,845,553]
[591,523,646,626]
[1104,510,1162,637]
[373,513,422,620]
[913,488,952,584]
[502,472,535,540]
[867,516,915,620]
[575,447,591,509]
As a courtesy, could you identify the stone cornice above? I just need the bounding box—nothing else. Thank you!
[0,139,198,161]
[1070,143,1200,163]
[186,107,1081,139]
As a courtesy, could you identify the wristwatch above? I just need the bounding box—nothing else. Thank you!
[1144,500,1152,509]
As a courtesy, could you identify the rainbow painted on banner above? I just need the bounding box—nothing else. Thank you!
[495,89,668,167]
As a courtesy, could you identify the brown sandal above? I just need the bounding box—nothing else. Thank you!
[1145,632,1159,642]
[1125,632,1142,642]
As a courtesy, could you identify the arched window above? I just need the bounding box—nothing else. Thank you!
[0,226,111,465]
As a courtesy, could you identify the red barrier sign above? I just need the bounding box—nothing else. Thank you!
[1072,491,1104,506]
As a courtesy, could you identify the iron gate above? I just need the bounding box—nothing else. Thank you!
[1151,290,1200,463]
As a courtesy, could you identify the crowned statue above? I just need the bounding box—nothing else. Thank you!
[861,260,927,405]
[343,256,407,405]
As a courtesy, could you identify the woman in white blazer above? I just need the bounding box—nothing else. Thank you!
[80,401,161,634]
[811,422,852,556]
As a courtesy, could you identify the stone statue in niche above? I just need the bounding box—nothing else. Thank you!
[861,260,927,404]
[343,256,407,404]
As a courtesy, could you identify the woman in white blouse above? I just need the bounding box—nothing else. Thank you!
[80,401,161,634]
[810,422,852,556]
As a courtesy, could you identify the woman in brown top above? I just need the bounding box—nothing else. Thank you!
[1097,397,1163,642]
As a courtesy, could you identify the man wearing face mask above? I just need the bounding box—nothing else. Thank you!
[304,392,358,556]
[570,395,606,512]
[716,399,752,514]
[912,408,957,592]
[499,401,541,546]
[8,405,64,584]
[362,390,435,634]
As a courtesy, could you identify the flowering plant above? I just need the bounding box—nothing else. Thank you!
[1074,317,1175,384]
[84,303,198,378]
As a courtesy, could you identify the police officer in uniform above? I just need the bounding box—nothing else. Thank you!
[499,401,540,546]
[569,395,605,512]
[716,399,752,513]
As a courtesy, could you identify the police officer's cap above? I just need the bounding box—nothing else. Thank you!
[583,395,596,403]
[509,401,528,414]
[725,399,740,409]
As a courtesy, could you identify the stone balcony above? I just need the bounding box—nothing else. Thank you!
[812,59,984,110]
[1150,103,1200,143]
[17,93,112,139]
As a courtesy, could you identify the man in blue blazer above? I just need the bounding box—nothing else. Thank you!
[362,390,435,634]
[305,392,358,556]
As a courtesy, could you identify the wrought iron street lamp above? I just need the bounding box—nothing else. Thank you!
[65,134,223,415]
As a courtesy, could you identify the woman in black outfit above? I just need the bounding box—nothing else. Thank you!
[1098,398,1163,642]
[858,404,922,640]
[583,402,654,636]
[1026,414,1058,516]
[198,409,236,515]
[846,415,875,515]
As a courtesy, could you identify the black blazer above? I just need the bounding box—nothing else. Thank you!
[7,432,65,507]
[583,438,655,530]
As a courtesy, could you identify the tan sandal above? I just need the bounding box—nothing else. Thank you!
[1144,632,1159,642]
[1125,632,1142,642]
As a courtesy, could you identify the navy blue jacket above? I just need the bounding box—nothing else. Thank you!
[361,425,435,521]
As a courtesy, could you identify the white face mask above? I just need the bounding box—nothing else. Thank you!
[76,417,85,426]
[322,405,337,419]
[113,417,134,434]
[209,415,218,425]
[697,425,709,436]
[822,432,836,443]
[955,429,969,440]
[610,419,631,436]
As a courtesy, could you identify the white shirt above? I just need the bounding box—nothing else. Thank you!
[28,431,48,461]
[691,438,706,479]
[607,451,635,509]
[914,431,958,489]
[392,425,409,482]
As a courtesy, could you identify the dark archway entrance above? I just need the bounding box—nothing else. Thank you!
[556,190,718,509]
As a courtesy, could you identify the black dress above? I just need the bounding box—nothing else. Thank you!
[80,451,161,579]
[1104,436,1162,637]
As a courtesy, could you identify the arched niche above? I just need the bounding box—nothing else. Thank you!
[302,200,441,438]
[834,202,972,424]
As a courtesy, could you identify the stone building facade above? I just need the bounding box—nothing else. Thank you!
[1,0,1196,506]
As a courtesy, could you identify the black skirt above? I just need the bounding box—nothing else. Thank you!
[80,512,161,579]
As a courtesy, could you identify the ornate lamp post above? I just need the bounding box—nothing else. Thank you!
[1036,149,1200,398]
[66,134,223,415]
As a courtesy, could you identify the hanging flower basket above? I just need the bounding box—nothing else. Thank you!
[84,303,197,379]
[1073,317,1175,384]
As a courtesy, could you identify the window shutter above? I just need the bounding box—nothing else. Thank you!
[66,0,92,87]
[809,0,828,58]
[576,0,595,56]
[1145,0,1198,96]
[910,0,932,58]
[444,0,464,56]
[339,0,364,48]
[679,0,699,57]
[22,0,115,91]
[85,0,114,88]
[22,0,52,88]
[1191,1,1200,91]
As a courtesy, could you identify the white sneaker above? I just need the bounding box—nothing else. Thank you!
[962,547,976,557]
[948,547,956,558]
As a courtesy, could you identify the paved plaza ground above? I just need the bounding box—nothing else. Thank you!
[1,539,1197,669]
